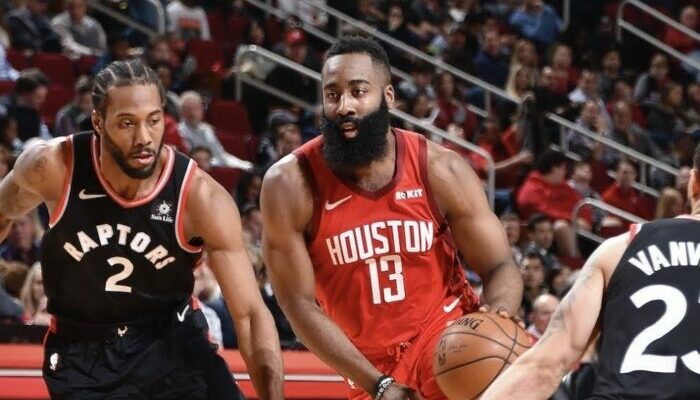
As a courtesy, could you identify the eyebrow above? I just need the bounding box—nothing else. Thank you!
[114,110,163,118]
[323,79,372,90]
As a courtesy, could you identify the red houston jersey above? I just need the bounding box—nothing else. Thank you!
[294,129,479,352]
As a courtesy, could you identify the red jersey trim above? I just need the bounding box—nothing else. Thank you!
[49,136,74,228]
[627,223,643,243]
[417,135,445,227]
[295,151,322,241]
[332,129,407,200]
[176,160,203,254]
[90,135,175,209]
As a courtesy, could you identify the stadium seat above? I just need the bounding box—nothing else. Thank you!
[217,133,255,162]
[0,80,15,96]
[209,166,243,192]
[187,39,225,74]
[207,11,227,43]
[264,16,284,46]
[207,99,252,136]
[34,53,75,89]
[76,55,99,76]
[226,14,250,49]
[6,49,29,71]
[42,85,73,129]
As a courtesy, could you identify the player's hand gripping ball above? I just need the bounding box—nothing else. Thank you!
[433,312,532,400]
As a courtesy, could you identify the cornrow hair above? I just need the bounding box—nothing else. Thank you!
[92,59,166,116]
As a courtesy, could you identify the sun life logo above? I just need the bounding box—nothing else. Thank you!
[151,200,174,223]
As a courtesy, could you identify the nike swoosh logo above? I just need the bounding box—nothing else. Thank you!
[324,195,352,211]
[443,296,461,313]
[176,304,189,322]
[78,189,107,200]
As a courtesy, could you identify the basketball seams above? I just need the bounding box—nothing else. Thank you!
[434,313,533,399]
[438,331,520,356]
[481,313,532,347]
[469,323,520,400]
[435,355,512,377]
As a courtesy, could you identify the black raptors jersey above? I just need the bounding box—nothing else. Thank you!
[591,218,700,400]
[41,133,202,323]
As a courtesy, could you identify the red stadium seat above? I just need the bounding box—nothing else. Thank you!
[207,11,227,43]
[208,166,243,192]
[76,55,99,76]
[226,14,250,49]
[187,39,224,74]
[217,133,255,161]
[0,80,15,96]
[42,85,73,129]
[265,16,284,46]
[6,49,29,71]
[33,53,75,89]
[207,99,252,136]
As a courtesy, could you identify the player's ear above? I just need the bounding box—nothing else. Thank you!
[384,84,395,109]
[91,110,103,136]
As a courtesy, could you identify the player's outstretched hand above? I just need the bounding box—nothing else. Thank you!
[381,383,422,400]
[479,304,526,329]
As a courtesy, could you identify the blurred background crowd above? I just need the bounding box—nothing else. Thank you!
[0,1,698,376]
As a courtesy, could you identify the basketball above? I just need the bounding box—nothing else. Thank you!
[433,312,532,400]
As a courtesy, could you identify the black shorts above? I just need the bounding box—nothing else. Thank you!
[43,299,244,400]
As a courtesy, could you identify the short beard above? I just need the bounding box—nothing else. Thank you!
[101,130,163,180]
[320,97,390,172]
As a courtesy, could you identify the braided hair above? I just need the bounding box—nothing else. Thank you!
[92,59,165,116]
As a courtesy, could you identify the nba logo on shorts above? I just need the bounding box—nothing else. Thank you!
[49,353,59,371]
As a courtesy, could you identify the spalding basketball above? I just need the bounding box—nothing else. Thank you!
[433,312,532,400]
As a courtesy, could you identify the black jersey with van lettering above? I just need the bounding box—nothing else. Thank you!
[40,132,203,323]
[590,218,700,400]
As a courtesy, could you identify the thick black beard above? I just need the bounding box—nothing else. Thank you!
[320,97,390,171]
[101,130,164,180]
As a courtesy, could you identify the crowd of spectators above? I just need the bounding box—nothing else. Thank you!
[0,0,699,362]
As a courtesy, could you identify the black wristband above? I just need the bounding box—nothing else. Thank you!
[374,375,395,400]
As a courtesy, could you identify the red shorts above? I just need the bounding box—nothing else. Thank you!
[346,295,469,400]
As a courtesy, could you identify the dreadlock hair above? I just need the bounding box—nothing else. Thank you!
[92,59,165,117]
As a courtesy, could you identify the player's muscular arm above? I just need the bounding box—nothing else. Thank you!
[261,158,388,396]
[0,140,66,241]
[480,234,624,400]
[427,143,522,315]
[185,171,284,400]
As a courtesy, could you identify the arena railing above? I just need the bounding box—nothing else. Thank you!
[617,0,700,72]
[571,198,647,244]
[234,44,497,208]
[86,0,164,37]
[243,0,489,120]
[548,112,680,197]
[287,0,680,194]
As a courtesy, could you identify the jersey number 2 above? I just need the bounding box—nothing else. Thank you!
[620,284,700,374]
[367,255,405,304]
[105,257,133,293]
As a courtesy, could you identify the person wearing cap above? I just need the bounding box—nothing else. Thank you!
[266,29,320,107]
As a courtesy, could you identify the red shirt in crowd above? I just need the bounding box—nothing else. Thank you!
[516,171,593,223]
[434,98,478,141]
[163,114,188,153]
[466,125,523,188]
[602,184,656,224]
[664,26,698,55]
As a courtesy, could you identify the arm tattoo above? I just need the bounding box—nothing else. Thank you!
[0,179,40,218]
[538,266,596,344]
[27,156,48,185]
